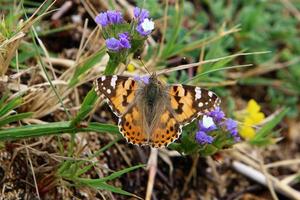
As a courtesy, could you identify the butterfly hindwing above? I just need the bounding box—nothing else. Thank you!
[118,105,148,145]
[95,75,138,116]
[168,84,221,125]
[150,109,181,148]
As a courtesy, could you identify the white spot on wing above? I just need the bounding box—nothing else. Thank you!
[195,87,202,100]
[101,76,106,81]
[111,75,118,89]
[198,102,203,107]
[107,89,111,94]
[208,91,213,97]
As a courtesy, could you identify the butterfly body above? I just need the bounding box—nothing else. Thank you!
[95,74,220,148]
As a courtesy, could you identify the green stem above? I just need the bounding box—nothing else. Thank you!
[104,55,120,75]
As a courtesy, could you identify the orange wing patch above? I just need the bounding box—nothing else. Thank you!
[118,105,148,145]
[150,110,181,148]
[169,84,220,125]
[95,76,138,116]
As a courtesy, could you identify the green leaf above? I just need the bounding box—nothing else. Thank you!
[77,164,144,184]
[75,164,95,177]
[0,96,22,117]
[82,181,140,198]
[0,112,33,127]
[70,89,98,127]
[81,122,120,135]
[96,164,145,182]
[76,164,144,198]
[250,107,290,145]
[0,121,119,140]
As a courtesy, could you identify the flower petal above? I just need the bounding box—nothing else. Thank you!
[195,131,214,144]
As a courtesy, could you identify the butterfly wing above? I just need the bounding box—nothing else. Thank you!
[168,84,221,125]
[94,75,138,116]
[118,104,149,145]
[149,109,182,148]
[95,75,149,145]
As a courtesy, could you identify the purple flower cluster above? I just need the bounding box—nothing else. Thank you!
[195,116,216,144]
[134,7,154,36]
[195,107,241,145]
[106,32,131,52]
[94,7,154,52]
[95,10,123,27]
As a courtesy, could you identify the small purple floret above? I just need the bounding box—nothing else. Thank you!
[224,118,241,142]
[198,119,217,133]
[209,107,225,123]
[133,75,150,84]
[105,38,121,51]
[105,32,131,51]
[195,131,214,144]
[134,7,150,23]
[95,10,123,27]
[136,24,152,36]
[107,10,123,24]
[224,118,237,132]
[141,76,150,84]
[119,37,131,49]
[95,12,109,26]
[118,32,130,40]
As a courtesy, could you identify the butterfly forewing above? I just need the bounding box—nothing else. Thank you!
[168,84,221,125]
[94,75,138,116]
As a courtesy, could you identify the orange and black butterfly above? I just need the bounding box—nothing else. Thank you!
[94,74,220,148]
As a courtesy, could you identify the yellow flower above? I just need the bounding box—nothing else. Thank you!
[240,99,265,140]
[247,99,261,113]
[240,126,256,139]
[127,63,135,72]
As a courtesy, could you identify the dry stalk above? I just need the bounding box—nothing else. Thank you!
[229,148,300,200]
[146,148,158,200]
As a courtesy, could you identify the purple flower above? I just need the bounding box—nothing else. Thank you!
[134,75,150,84]
[105,32,131,51]
[195,116,216,145]
[224,118,241,142]
[95,12,109,26]
[119,37,131,49]
[198,116,217,132]
[195,131,214,145]
[95,10,123,27]
[118,32,131,49]
[136,18,155,36]
[134,7,149,23]
[118,32,130,40]
[107,10,123,24]
[195,107,241,145]
[209,107,225,123]
[224,118,237,132]
[105,38,121,51]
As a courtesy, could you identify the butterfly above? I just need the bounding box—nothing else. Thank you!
[94,74,221,148]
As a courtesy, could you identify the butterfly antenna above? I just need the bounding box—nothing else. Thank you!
[139,56,151,75]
